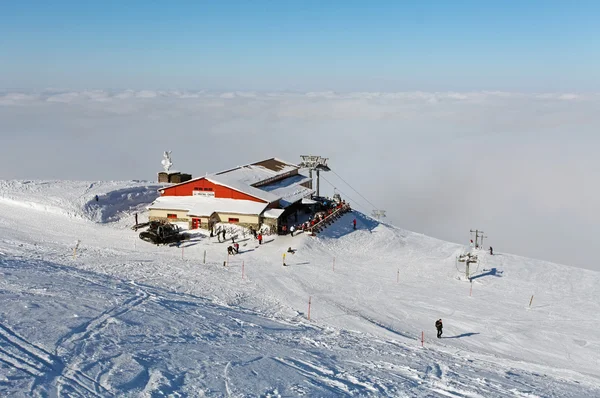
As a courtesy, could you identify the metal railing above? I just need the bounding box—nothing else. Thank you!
[306,203,351,234]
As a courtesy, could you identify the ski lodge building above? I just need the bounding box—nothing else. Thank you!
[147,158,315,232]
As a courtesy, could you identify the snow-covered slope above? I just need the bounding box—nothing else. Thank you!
[0,180,598,397]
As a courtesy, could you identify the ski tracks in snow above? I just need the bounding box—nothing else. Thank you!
[272,356,382,395]
[51,287,150,396]
[0,282,151,397]
[0,321,109,397]
[0,323,57,378]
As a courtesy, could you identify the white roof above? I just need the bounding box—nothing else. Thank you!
[148,196,202,211]
[187,197,268,217]
[159,158,311,205]
[214,162,297,187]
[262,208,285,219]
[206,175,278,203]
[257,174,314,207]
[149,196,268,216]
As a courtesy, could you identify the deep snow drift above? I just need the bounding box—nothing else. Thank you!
[0,180,598,397]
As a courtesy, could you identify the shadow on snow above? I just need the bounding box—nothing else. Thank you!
[469,267,503,281]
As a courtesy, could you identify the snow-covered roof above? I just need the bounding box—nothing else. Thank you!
[262,208,285,219]
[159,158,313,206]
[187,197,268,217]
[259,174,314,207]
[214,159,298,187]
[205,176,279,203]
[147,196,201,211]
[150,196,269,216]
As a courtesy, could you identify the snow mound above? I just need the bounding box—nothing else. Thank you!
[0,180,163,224]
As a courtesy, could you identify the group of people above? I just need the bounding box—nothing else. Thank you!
[248,226,264,245]
[225,227,265,256]
[227,243,240,255]
[282,201,352,236]
[216,228,227,242]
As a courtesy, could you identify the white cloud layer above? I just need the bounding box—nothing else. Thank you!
[1,89,599,270]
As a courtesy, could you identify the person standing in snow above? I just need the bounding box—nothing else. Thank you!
[489,246,493,255]
[234,242,240,254]
[95,195,99,202]
[290,225,295,237]
[435,319,443,338]
[353,218,357,230]
[257,233,263,245]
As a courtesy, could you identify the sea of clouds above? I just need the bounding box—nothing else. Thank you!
[1,89,599,270]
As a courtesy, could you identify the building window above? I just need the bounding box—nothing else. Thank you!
[228,218,239,223]
[193,187,202,191]
[167,213,177,219]
[204,187,213,191]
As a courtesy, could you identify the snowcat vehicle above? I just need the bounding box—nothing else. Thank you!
[139,221,189,245]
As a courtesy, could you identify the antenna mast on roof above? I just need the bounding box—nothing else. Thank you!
[299,155,330,197]
[161,151,173,172]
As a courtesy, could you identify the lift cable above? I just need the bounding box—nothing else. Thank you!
[329,169,380,211]
[320,174,372,215]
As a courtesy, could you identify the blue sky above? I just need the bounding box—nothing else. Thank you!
[1,0,599,91]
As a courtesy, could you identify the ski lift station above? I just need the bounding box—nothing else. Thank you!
[148,154,341,234]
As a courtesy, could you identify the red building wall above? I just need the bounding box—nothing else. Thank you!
[160,178,266,203]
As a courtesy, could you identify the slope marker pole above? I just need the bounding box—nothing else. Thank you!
[203,250,206,264]
[73,240,81,259]
[469,281,473,297]
[529,295,534,308]
[242,261,245,280]
[421,331,424,347]
[308,296,312,321]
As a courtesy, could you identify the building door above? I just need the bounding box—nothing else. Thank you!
[191,218,200,229]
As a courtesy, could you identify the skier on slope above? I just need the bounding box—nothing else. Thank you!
[435,319,443,338]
